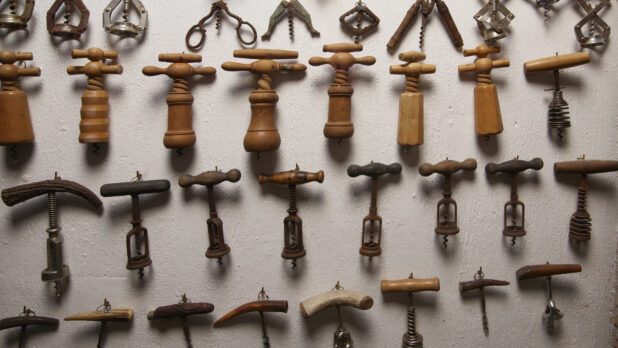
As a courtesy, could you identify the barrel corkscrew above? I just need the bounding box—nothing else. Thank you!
[46,0,90,39]
[459,267,509,335]
[65,299,133,348]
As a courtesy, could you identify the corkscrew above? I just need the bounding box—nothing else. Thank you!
[258,165,324,267]
[179,168,241,264]
[381,273,440,347]
[574,0,610,48]
[0,307,58,348]
[100,172,170,278]
[459,267,509,336]
[554,157,618,242]
[531,0,561,21]
[65,299,133,348]
[473,0,515,44]
[1,173,103,296]
[186,0,257,51]
[103,0,147,37]
[339,1,380,44]
[524,52,590,141]
[0,0,34,30]
[516,263,582,332]
[419,158,477,248]
[347,162,402,258]
[46,0,89,39]
[148,294,215,348]
[485,157,544,245]
[262,0,320,41]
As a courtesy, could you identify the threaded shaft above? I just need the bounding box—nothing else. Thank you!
[131,195,140,223]
[405,75,420,93]
[64,2,73,24]
[288,10,294,40]
[477,72,492,85]
[334,69,349,84]
[2,80,19,91]
[288,185,297,214]
[48,192,58,229]
[87,76,104,91]
[172,78,189,93]
[257,74,272,90]
[207,186,217,215]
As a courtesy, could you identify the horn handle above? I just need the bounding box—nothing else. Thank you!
[300,290,373,318]
[486,158,544,174]
[0,316,59,330]
[100,180,170,197]
[213,300,288,327]
[347,162,402,178]
[554,160,618,175]
[381,277,440,293]
[459,279,509,292]
[147,303,214,321]
[2,179,102,209]
[516,264,582,280]
[65,309,133,322]
[179,169,241,188]
[419,158,477,176]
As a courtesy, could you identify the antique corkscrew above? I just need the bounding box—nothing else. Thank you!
[103,0,147,38]
[258,165,324,267]
[148,294,215,348]
[309,43,376,141]
[554,157,618,241]
[459,267,509,336]
[100,172,170,278]
[222,49,306,154]
[339,1,380,44]
[485,157,544,245]
[143,53,216,151]
[65,299,133,348]
[531,0,561,21]
[419,158,477,247]
[0,0,34,31]
[389,51,436,148]
[381,273,440,347]
[301,282,374,348]
[458,45,509,138]
[473,0,515,44]
[387,0,463,51]
[67,48,123,147]
[1,173,103,296]
[46,0,89,39]
[262,0,320,41]
[214,288,288,348]
[347,162,402,258]
[186,0,257,50]
[574,0,610,48]
[179,168,241,263]
[524,52,590,140]
[0,307,58,348]
[516,263,582,332]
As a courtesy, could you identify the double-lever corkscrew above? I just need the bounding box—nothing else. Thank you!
[574,0,610,49]
[46,0,90,39]
[0,307,58,348]
[262,0,320,41]
[459,267,509,335]
[65,299,133,348]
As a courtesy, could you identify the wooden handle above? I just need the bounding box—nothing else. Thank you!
[101,65,123,75]
[517,264,582,280]
[355,56,377,66]
[323,43,363,53]
[0,50,34,64]
[158,53,202,63]
[390,63,436,75]
[71,48,118,61]
[2,179,102,209]
[100,180,170,197]
[554,160,618,175]
[492,58,510,69]
[213,300,288,327]
[524,52,590,72]
[66,66,85,75]
[419,158,477,176]
[179,169,241,187]
[347,162,402,178]
[233,49,298,60]
[147,303,214,321]
[459,279,509,292]
[486,158,544,174]
[65,309,133,322]
[386,1,421,50]
[300,290,373,318]
[381,277,440,293]
[17,67,41,77]
[436,0,463,47]
[463,45,500,58]
[399,51,426,63]
[258,169,324,185]
[0,316,58,330]
[142,66,167,76]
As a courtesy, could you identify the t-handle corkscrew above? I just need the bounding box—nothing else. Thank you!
[459,267,509,335]
[65,299,133,348]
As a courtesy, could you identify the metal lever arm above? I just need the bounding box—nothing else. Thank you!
[300,290,373,318]
[381,277,440,293]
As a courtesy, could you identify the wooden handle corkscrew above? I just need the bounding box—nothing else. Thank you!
[419,158,477,176]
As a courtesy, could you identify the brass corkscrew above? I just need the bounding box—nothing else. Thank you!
[103,0,148,38]
[339,1,380,44]
[262,0,320,41]
[46,0,90,40]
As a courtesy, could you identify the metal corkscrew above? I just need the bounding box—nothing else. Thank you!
[46,0,90,40]
[339,1,380,44]
[473,0,515,44]
[0,0,34,31]
[262,0,320,40]
[103,0,148,37]
[574,0,610,48]
[532,0,561,21]
[459,267,509,335]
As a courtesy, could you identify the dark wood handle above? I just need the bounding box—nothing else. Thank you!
[2,179,102,209]
[419,158,477,176]
[0,316,59,330]
[179,169,241,188]
[486,158,544,174]
[436,0,463,48]
[516,264,582,280]
[147,303,214,321]
[459,279,509,292]
[213,300,288,327]
[258,170,324,185]
[554,160,618,175]
[387,1,421,50]
[347,162,402,178]
[100,180,170,197]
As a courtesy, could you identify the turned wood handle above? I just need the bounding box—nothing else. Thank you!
[71,48,117,61]
[381,277,440,293]
[100,180,170,197]
[486,158,544,174]
[158,53,202,63]
[179,169,241,187]
[516,264,582,280]
[258,169,324,185]
[309,55,376,68]
[436,0,463,48]
[2,179,103,209]
[17,67,41,77]
[347,162,402,178]
[387,1,421,50]
[524,52,590,72]
[300,290,373,318]
[222,61,305,74]
[147,303,214,321]
[399,51,426,63]
[463,45,500,58]
[233,49,298,60]
[323,43,363,53]
[459,279,509,292]
[100,65,123,75]
[390,63,436,75]
[0,316,59,330]
[419,158,477,176]
[554,160,618,175]
[65,309,133,322]
[213,300,288,327]
[492,58,510,69]
[0,51,34,64]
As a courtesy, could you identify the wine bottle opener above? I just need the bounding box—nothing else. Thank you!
[100,172,170,278]
[258,165,324,267]
[46,0,89,39]
[381,274,440,347]
[516,263,582,332]
[554,157,618,241]
[1,173,103,296]
[530,0,561,21]
[179,168,241,263]
[459,267,509,335]
[339,1,380,44]
[524,52,590,140]
[574,0,610,48]
[222,49,306,154]
[419,158,477,247]
[485,157,544,245]
[0,307,58,348]
[214,288,288,348]
[148,294,215,348]
[103,0,147,37]
[65,299,133,348]
[143,53,216,150]
[458,45,509,137]
[347,162,402,258]
[0,0,34,30]
[309,43,376,140]
[262,0,320,40]
[473,0,515,44]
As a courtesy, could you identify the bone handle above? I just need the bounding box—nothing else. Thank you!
[323,43,363,53]
[347,162,402,178]
[300,290,373,318]
[381,277,440,293]
[65,309,133,322]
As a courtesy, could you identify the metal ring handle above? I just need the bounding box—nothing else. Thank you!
[235,20,257,45]
[186,24,206,51]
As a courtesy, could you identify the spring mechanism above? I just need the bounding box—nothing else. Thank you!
[48,192,58,230]
[402,295,423,347]
[405,75,420,93]
[334,69,350,85]
[64,2,73,24]
[172,78,189,93]
[547,70,570,140]
[215,9,222,31]
[288,9,294,40]
[87,76,104,91]
[257,74,273,90]
[477,72,492,85]
[569,176,591,241]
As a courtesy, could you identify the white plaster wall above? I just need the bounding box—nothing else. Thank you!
[1,0,617,347]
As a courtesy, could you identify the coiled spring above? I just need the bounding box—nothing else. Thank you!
[569,176,591,241]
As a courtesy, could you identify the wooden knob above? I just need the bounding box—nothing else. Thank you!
[419,158,477,176]
[0,50,33,64]
[300,290,373,318]
[524,52,590,73]
[233,49,298,60]
[71,47,117,61]
[179,169,241,188]
[100,179,170,197]
[381,277,440,293]
[213,300,288,327]
[258,168,324,185]
[516,264,582,280]
[554,160,618,175]
[486,158,544,174]
[398,51,426,63]
[347,162,402,178]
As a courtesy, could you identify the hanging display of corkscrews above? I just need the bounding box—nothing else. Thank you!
[46,0,89,40]
[103,0,148,38]
[339,1,380,44]
[0,0,34,30]
[459,267,509,336]
[473,0,515,44]
[0,307,58,348]
[574,0,610,49]
[262,0,320,41]
[65,299,133,348]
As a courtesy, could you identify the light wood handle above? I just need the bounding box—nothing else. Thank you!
[213,301,288,327]
[463,45,500,57]
[66,66,85,75]
[71,48,118,60]
[221,62,252,71]
[554,160,618,175]
[492,58,510,69]
[347,162,402,178]
[524,52,590,72]
[381,277,440,293]
[355,56,377,66]
[458,63,476,73]
[459,279,509,292]
[142,66,167,76]
[419,158,477,176]
[101,65,123,74]
[300,290,373,318]
[323,43,363,53]
[233,49,298,60]
[258,169,324,185]
[308,57,330,66]
[17,67,41,77]
[390,64,436,75]
[398,51,426,63]
[517,264,582,280]
[65,309,133,322]
[158,53,202,63]
[193,66,217,75]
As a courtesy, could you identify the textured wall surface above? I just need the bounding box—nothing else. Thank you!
[0,0,617,347]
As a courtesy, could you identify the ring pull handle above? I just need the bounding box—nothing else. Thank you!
[186,24,206,51]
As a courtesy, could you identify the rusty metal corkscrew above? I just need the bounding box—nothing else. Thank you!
[46,0,90,39]
[339,1,380,44]
[459,267,509,335]
[574,0,610,48]
[262,0,320,40]
[0,0,34,30]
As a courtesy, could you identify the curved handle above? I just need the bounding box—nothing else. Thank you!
[300,290,373,318]
[381,277,440,293]
[347,162,402,178]
[100,180,170,197]
[179,169,241,188]
[65,309,133,322]
[258,169,324,185]
[213,300,288,327]
[147,303,214,321]
[419,158,477,176]
[486,158,544,175]
[233,49,298,60]
[554,160,618,175]
[2,179,102,210]
[516,264,582,280]
[71,48,118,61]
[0,315,59,330]
[158,53,202,64]
[459,279,509,292]
[524,52,590,73]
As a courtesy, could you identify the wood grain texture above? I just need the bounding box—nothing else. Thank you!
[179,169,241,187]
[233,49,298,59]
[147,303,214,321]
[0,90,35,145]
[213,300,288,327]
[64,309,133,322]
[459,279,509,292]
[516,264,582,280]
[258,169,324,185]
[300,290,373,318]
[381,277,440,293]
[2,179,102,209]
[554,160,618,175]
[100,180,170,197]
[0,316,58,330]
[474,84,503,136]
[397,93,424,146]
[419,158,477,176]
[524,52,590,72]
